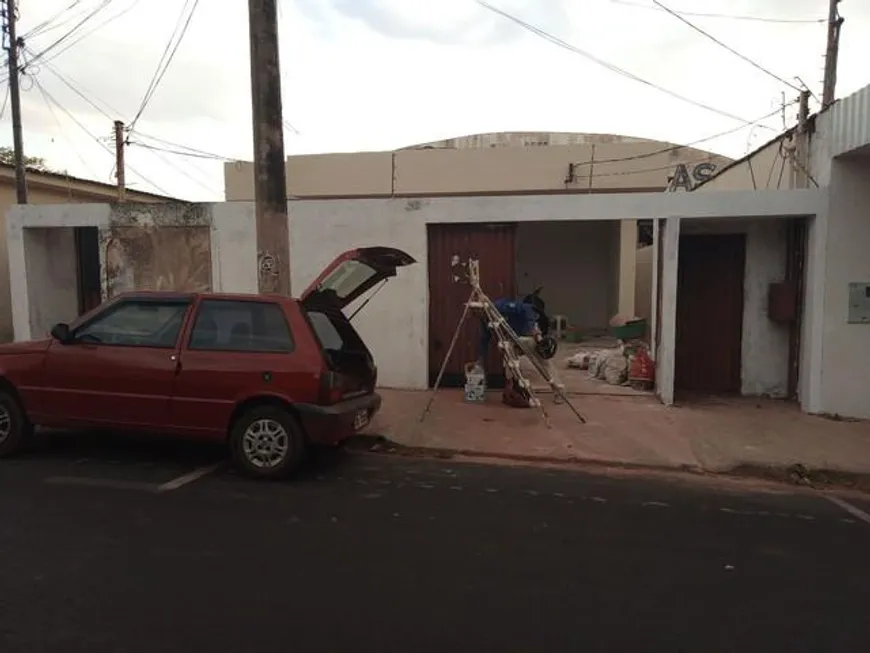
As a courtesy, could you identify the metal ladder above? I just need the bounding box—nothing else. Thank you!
[420,259,586,427]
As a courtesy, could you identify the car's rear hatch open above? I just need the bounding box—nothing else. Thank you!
[301,247,416,402]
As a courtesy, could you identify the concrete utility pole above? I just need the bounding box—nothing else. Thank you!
[822,0,844,108]
[3,0,27,203]
[247,0,290,295]
[795,90,811,189]
[114,120,126,202]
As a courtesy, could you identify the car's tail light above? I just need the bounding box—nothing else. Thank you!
[318,369,344,405]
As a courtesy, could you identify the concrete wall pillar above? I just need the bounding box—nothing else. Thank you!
[656,217,680,405]
[617,219,637,316]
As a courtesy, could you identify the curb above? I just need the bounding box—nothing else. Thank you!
[344,434,870,494]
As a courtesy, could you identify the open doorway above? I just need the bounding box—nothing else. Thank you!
[74,226,101,315]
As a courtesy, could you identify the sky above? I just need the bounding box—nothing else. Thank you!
[3,0,868,201]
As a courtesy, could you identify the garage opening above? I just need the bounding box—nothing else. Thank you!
[427,220,651,396]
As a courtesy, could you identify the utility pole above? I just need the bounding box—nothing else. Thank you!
[247,0,290,295]
[3,0,27,203]
[795,89,811,189]
[822,0,843,108]
[114,120,126,202]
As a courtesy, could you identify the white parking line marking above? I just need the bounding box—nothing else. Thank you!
[45,476,158,492]
[157,464,223,493]
[823,494,870,526]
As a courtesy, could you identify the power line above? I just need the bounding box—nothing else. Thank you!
[31,73,99,178]
[131,139,222,197]
[573,104,794,168]
[610,0,826,25]
[650,0,802,92]
[33,76,171,194]
[36,0,144,67]
[132,131,238,161]
[128,0,200,133]
[129,140,232,161]
[39,58,120,119]
[22,0,113,68]
[22,1,87,40]
[474,0,774,130]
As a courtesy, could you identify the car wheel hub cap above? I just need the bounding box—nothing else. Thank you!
[242,419,289,469]
[0,405,10,444]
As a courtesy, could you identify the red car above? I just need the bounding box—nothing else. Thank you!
[0,246,415,479]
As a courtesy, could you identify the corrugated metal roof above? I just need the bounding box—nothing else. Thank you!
[829,83,870,157]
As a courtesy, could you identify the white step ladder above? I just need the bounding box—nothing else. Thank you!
[420,259,586,428]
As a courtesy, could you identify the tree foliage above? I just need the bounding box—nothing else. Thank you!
[0,146,53,172]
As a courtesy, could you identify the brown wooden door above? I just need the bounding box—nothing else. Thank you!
[427,223,517,388]
[675,234,746,396]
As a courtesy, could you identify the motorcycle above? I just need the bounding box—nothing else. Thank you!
[522,286,558,360]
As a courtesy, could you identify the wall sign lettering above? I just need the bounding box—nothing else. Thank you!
[668,162,718,191]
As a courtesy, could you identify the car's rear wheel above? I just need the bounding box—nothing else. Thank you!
[229,405,305,480]
[0,389,30,458]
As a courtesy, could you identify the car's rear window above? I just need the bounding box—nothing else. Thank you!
[189,300,294,353]
[306,309,368,355]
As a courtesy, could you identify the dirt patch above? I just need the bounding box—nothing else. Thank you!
[727,462,870,494]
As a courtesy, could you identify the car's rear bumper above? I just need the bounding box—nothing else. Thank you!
[295,392,382,444]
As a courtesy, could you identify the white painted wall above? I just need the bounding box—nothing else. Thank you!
[515,221,619,331]
[210,202,257,293]
[22,228,79,338]
[618,220,638,316]
[741,221,790,397]
[288,200,429,390]
[6,204,112,342]
[818,158,870,418]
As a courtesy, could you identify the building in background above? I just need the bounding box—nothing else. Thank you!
[224,131,731,348]
[0,164,178,342]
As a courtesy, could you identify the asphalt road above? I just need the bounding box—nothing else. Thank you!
[2,433,870,653]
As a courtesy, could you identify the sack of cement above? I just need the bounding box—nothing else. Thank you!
[602,351,629,385]
[566,352,591,369]
[587,353,603,379]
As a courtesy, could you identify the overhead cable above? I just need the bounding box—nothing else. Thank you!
[650,0,802,92]
[610,0,825,25]
[34,78,171,194]
[23,0,113,68]
[577,103,796,167]
[37,0,144,67]
[474,0,774,129]
[128,0,201,133]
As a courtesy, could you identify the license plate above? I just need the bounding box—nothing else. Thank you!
[353,409,370,430]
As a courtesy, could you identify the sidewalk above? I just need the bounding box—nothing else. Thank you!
[364,388,870,484]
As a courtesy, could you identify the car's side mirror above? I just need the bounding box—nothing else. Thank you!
[50,323,72,344]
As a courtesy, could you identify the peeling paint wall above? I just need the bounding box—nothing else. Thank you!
[102,203,213,297]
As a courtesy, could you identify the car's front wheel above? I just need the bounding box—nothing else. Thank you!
[0,389,30,458]
[229,405,305,480]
